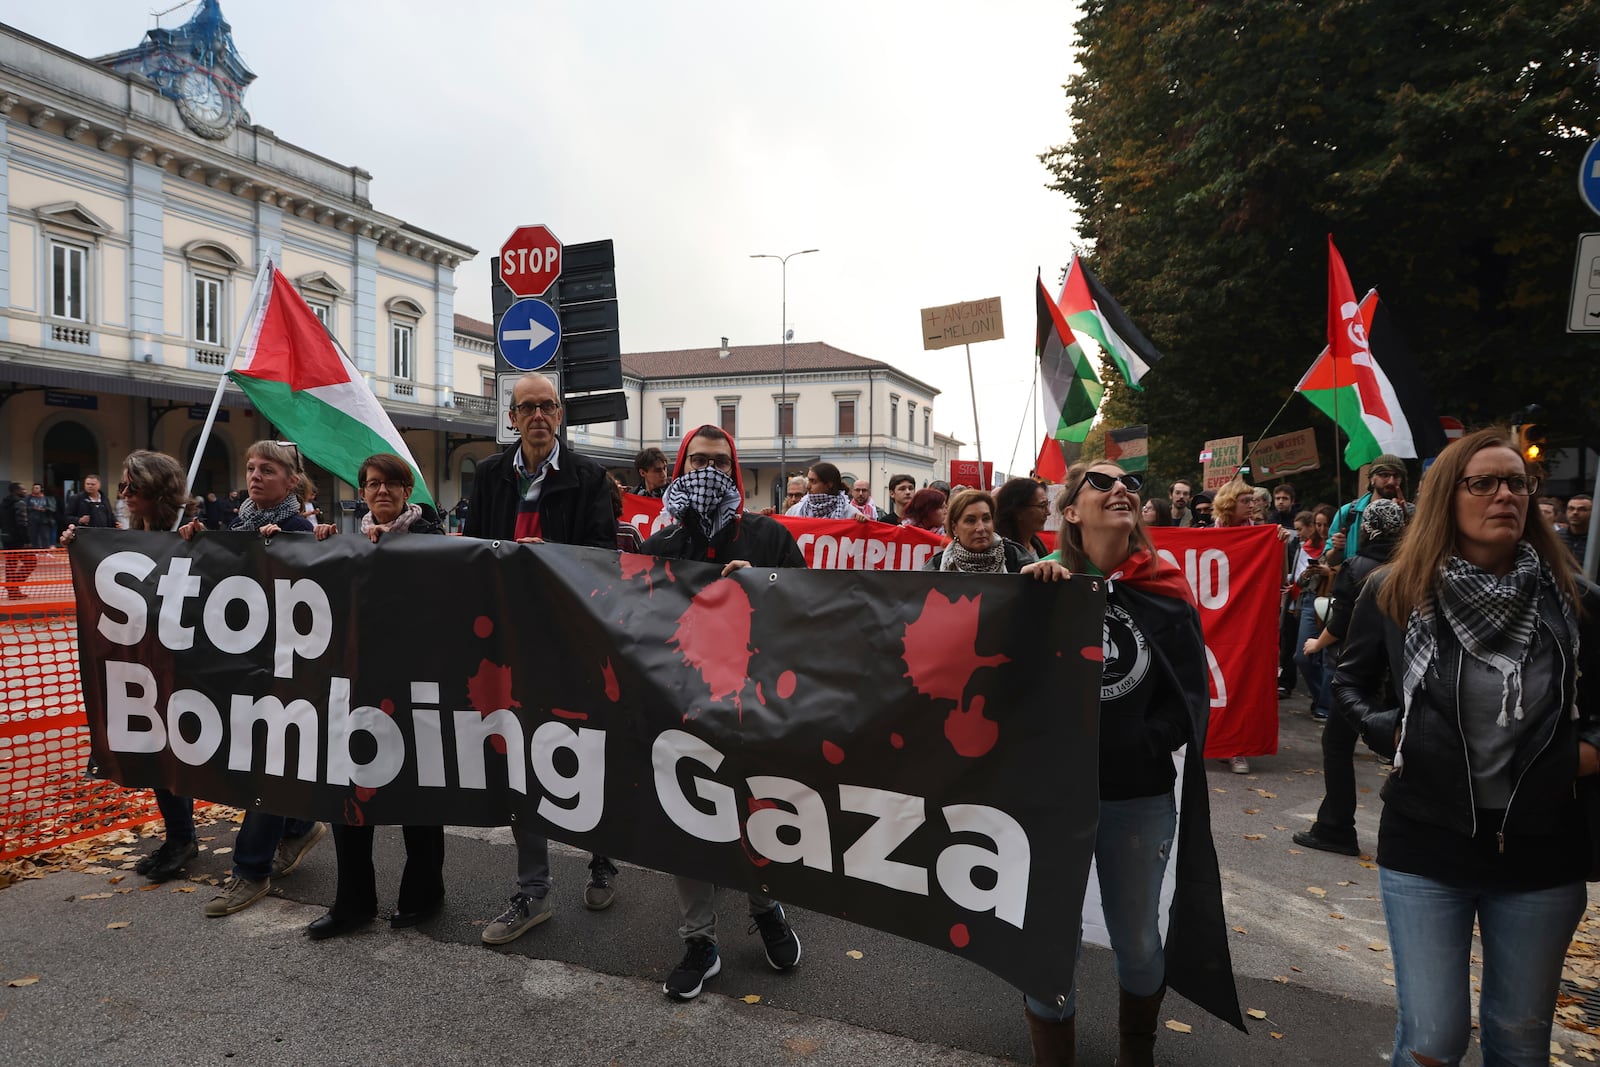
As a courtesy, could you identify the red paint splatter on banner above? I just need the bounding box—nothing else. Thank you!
[1080,645,1103,662]
[740,833,772,868]
[663,561,675,583]
[776,670,797,699]
[343,798,365,827]
[670,579,755,712]
[355,786,377,802]
[902,591,1010,703]
[467,659,518,756]
[945,694,999,758]
[379,699,395,717]
[602,659,620,702]
[473,616,493,640]
[949,923,971,949]
[619,553,655,592]
[822,740,845,765]
[890,732,904,749]
[551,707,589,721]
[755,682,767,706]
[748,797,779,813]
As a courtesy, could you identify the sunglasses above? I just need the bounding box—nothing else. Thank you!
[1064,469,1143,506]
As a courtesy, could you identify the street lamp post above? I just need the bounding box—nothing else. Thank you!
[751,249,818,498]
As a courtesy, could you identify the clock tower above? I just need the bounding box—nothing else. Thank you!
[98,0,256,140]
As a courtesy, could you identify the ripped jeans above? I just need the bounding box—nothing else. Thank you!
[1380,867,1585,1066]
[1026,791,1176,1020]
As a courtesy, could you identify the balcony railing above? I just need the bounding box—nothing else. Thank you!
[51,324,91,346]
[454,395,496,417]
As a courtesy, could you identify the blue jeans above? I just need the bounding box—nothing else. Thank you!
[1293,595,1329,716]
[1380,866,1585,1066]
[233,813,316,881]
[1026,792,1176,1020]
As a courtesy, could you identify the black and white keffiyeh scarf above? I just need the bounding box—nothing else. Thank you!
[790,492,858,520]
[233,494,302,531]
[663,467,742,541]
[1396,542,1577,765]
[939,540,1007,573]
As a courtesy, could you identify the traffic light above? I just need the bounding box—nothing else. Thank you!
[1517,422,1547,465]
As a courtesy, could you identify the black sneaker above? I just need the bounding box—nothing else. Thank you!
[663,937,721,1000]
[1292,825,1360,857]
[136,840,199,882]
[750,903,802,971]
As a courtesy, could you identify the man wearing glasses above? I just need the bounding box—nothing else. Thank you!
[463,371,623,942]
[639,424,806,1001]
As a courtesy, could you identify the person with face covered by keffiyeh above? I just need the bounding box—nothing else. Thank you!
[640,425,807,1002]
[1333,427,1600,1067]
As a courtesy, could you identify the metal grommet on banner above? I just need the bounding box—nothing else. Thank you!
[491,540,503,549]
[767,573,777,583]
[254,797,263,807]
[508,811,517,822]
[1054,993,1067,1009]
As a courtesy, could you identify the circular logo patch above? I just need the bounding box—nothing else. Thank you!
[1101,603,1150,701]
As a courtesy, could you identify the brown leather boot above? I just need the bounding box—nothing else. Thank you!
[1023,1003,1075,1066]
[1117,983,1166,1067]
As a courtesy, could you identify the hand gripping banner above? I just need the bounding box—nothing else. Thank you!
[70,531,1105,1003]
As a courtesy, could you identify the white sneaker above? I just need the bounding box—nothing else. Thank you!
[1229,756,1251,774]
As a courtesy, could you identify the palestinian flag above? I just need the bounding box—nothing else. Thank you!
[230,267,434,506]
[1059,255,1165,390]
[1295,241,1445,469]
[1103,425,1149,472]
[1037,271,1102,443]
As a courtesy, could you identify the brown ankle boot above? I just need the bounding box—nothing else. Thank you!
[1023,1003,1075,1066]
[1117,983,1166,1067]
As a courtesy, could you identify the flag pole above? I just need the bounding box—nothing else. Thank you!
[965,342,985,486]
[1006,372,1038,480]
[178,255,274,526]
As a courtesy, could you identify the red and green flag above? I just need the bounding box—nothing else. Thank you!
[1103,425,1149,472]
[229,267,434,506]
[1294,238,1445,468]
[1037,271,1103,443]
[1059,255,1165,390]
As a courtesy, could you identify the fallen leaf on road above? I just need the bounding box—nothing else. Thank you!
[1213,788,1226,794]
[1336,944,1350,951]
[1384,977,1396,986]
[1253,789,1277,799]
[106,922,129,930]
[1271,1031,1285,1039]
[6,976,40,987]
[1232,926,1248,934]
[1273,976,1289,984]
[171,886,196,894]
[1328,913,1345,920]
[1288,849,1303,855]
[108,847,133,855]
[84,866,114,875]
[1306,886,1327,898]
[1244,807,1260,815]
[1243,834,1265,841]
[1359,861,1378,869]
[1337,880,1354,886]
[76,892,112,901]
[212,847,232,856]
[108,876,124,885]
[845,950,863,960]
[1367,942,1387,952]
[741,994,761,1004]
[1164,1020,1192,1034]
[138,884,162,892]
[1247,1008,1267,1020]
[1273,825,1289,831]
[1290,966,1303,973]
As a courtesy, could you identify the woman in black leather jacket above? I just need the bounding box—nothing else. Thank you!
[1333,427,1600,1067]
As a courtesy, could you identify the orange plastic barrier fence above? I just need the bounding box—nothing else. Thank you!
[1,547,163,860]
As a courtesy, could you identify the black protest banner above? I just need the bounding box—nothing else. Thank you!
[70,530,1104,1001]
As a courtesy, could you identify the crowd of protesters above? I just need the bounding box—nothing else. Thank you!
[21,390,1600,1065]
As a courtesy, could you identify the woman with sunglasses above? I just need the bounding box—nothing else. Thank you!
[305,454,447,940]
[1333,428,1600,1066]
[65,451,207,882]
[1026,460,1237,1066]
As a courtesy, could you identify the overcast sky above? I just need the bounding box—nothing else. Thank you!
[13,1,1085,471]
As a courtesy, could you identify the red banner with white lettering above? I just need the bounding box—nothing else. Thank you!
[1147,526,1281,759]
[623,493,948,571]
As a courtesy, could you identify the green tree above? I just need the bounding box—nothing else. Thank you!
[1044,0,1600,495]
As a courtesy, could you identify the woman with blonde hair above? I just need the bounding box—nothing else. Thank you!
[1024,460,1239,1065]
[1334,427,1599,1066]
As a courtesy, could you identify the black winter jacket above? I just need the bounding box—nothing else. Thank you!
[640,511,803,569]
[1333,570,1600,841]
[1322,537,1396,642]
[463,441,616,549]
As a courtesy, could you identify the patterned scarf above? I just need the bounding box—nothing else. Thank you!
[940,540,1007,573]
[233,494,302,531]
[663,467,742,541]
[791,492,858,520]
[361,503,423,540]
[1396,542,1577,766]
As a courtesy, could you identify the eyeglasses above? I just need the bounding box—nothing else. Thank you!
[1065,469,1144,505]
[685,453,734,473]
[117,481,138,497]
[1026,501,1050,511]
[1456,474,1539,497]
[363,479,408,492]
[511,400,560,418]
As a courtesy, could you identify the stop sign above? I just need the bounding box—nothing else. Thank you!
[500,224,562,298]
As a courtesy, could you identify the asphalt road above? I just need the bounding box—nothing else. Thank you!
[4,700,1593,1065]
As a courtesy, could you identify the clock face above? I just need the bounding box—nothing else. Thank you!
[177,69,233,138]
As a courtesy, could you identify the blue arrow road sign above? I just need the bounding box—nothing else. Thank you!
[1582,138,1600,218]
[496,298,562,371]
